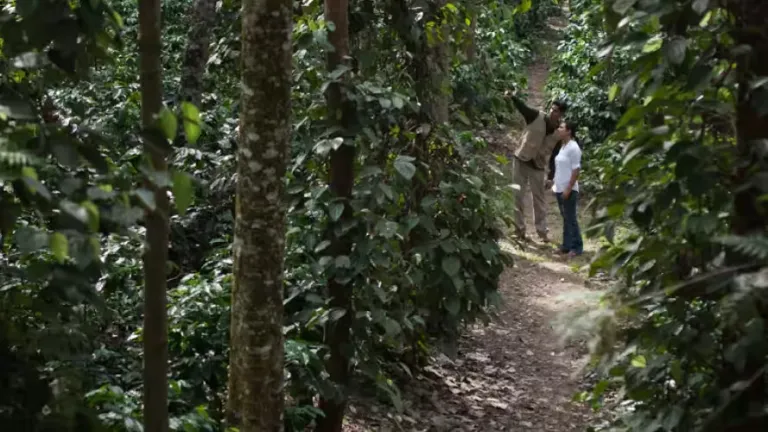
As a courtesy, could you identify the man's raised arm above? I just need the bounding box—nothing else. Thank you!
[505,92,539,125]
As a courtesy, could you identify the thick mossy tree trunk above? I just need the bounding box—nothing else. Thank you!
[138,0,169,430]
[179,0,217,109]
[225,0,292,429]
[389,0,450,234]
[718,1,768,431]
[315,0,355,431]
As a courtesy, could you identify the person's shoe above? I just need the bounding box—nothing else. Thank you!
[567,251,582,259]
[537,230,550,243]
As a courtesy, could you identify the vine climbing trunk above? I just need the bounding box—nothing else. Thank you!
[420,0,450,124]
[225,0,292,429]
[138,0,169,429]
[719,1,768,430]
[315,0,354,430]
[389,0,450,124]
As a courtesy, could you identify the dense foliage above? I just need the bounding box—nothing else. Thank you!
[550,0,768,431]
[0,0,557,430]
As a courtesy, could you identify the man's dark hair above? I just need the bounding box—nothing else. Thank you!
[552,99,569,113]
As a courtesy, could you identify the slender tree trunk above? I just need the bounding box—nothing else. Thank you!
[420,0,450,123]
[138,0,169,430]
[225,0,292,429]
[465,6,477,62]
[316,0,355,431]
[179,0,217,109]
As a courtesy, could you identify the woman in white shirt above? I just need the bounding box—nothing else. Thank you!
[551,121,583,257]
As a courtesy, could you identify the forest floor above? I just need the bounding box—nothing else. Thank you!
[343,11,606,432]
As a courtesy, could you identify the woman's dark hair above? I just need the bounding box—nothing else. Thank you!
[562,120,579,140]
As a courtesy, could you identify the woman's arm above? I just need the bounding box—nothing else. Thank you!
[564,168,580,198]
[563,145,582,198]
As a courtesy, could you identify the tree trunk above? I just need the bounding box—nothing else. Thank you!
[138,0,169,430]
[421,0,450,124]
[390,0,450,124]
[465,6,477,62]
[225,0,292,429]
[179,0,217,109]
[315,0,355,431]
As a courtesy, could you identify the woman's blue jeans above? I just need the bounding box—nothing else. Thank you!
[555,191,583,254]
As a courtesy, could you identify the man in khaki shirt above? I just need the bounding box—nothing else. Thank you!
[505,90,568,242]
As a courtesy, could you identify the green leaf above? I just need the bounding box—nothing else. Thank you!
[329,64,350,80]
[666,37,687,65]
[383,318,402,337]
[157,107,177,141]
[608,84,620,102]
[328,202,344,221]
[21,166,38,181]
[12,52,47,69]
[60,200,89,225]
[135,188,156,211]
[692,0,709,14]
[314,240,331,253]
[172,171,194,216]
[335,255,351,268]
[0,99,34,119]
[378,183,395,200]
[375,220,399,239]
[394,156,416,180]
[750,77,768,91]
[631,355,647,368]
[441,255,461,277]
[314,137,343,155]
[513,0,531,13]
[50,232,69,263]
[329,308,347,321]
[642,37,663,53]
[612,0,637,15]
[15,226,48,253]
[80,201,100,232]
[180,102,202,144]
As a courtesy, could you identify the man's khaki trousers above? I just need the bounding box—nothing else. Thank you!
[511,157,547,236]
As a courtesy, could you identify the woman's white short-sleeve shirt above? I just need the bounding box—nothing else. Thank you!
[552,139,581,193]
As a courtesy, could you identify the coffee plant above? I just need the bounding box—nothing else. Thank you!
[550,0,768,431]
